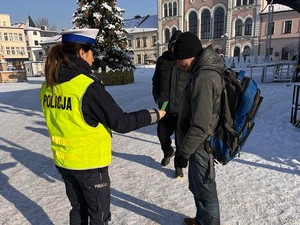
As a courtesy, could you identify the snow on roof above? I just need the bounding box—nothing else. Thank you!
[39,34,61,44]
[261,3,294,13]
[124,15,157,32]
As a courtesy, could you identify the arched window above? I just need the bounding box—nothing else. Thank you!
[164,4,168,17]
[243,46,251,57]
[201,9,211,39]
[172,27,177,35]
[165,29,171,43]
[234,46,240,58]
[235,19,243,36]
[213,7,225,38]
[169,3,173,17]
[173,2,177,16]
[189,11,198,36]
[244,18,252,35]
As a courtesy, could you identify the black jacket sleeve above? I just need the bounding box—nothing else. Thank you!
[82,81,158,133]
[152,56,163,103]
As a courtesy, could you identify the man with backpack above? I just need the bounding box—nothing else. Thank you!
[174,32,225,225]
[152,30,189,178]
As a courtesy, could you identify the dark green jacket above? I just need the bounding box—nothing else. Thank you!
[177,46,226,159]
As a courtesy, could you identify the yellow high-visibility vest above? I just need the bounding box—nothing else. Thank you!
[40,74,111,170]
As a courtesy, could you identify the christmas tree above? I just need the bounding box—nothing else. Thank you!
[73,0,134,72]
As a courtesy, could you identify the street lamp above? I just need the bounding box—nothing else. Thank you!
[20,50,25,70]
[221,33,229,57]
[155,40,162,58]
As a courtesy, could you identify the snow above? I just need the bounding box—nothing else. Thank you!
[0,67,299,225]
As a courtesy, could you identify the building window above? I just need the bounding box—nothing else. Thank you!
[234,46,240,58]
[189,11,198,36]
[281,47,289,60]
[235,19,243,36]
[243,0,247,5]
[214,7,225,38]
[18,33,23,41]
[0,33,2,41]
[245,18,252,35]
[164,4,168,17]
[284,20,292,33]
[6,47,10,55]
[243,46,251,58]
[14,33,18,41]
[173,2,177,16]
[16,47,20,54]
[152,36,157,46]
[165,29,171,43]
[11,47,15,55]
[236,0,241,6]
[4,33,8,41]
[137,54,141,64]
[34,40,39,45]
[201,9,211,39]
[169,3,172,17]
[267,21,274,35]
[249,0,254,4]
[9,33,13,41]
[136,38,141,48]
[267,47,273,56]
[33,31,37,35]
[172,27,177,35]
[143,37,147,47]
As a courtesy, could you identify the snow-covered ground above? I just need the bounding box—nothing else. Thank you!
[0,67,299,225]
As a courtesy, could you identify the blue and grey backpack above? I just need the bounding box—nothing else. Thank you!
[204,67,263,165]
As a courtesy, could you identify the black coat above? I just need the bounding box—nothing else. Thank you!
[152,51,189,113]
[58,55,154,134]
[177,46,226,159]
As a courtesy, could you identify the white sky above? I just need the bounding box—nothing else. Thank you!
[0,66,299,225]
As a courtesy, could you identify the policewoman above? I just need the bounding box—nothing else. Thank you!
[40,28,165,225]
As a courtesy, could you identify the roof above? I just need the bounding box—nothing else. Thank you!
[26,16,36,28]
[267,0,300,13]
[124,15,157,32]
[261,3,294,13]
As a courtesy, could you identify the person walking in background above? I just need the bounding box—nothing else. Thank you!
[152,30,189,178]
[40,28,165,225]
[173,32,225,225]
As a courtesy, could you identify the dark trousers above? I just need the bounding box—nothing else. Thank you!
[57,166,111,225]
[157,113,181,168]
[188,150,220,225]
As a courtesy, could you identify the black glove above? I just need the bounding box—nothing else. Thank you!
[176,155,189,168]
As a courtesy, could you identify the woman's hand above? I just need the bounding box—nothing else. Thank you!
[159,110,166,119]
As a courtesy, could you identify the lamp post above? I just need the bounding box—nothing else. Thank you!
[20,50,24,70]
[221,33,229,57]
[155,40,162,59]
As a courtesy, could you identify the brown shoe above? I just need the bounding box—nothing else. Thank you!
[183,217,197,225]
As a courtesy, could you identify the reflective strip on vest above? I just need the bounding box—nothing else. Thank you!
[40,74,112,170]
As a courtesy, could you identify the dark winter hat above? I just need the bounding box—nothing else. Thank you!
[174,32,203,59]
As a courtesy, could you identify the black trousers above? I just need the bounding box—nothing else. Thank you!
[157,113,181,168]
[57,166,111,225]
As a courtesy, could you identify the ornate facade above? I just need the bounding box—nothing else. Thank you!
[157,0,300,61]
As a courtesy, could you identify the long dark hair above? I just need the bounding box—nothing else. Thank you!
[44,43,92,88]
